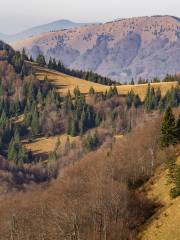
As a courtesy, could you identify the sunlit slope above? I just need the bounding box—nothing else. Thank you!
[139,165,180,240]
[35,67,108,95]
[13,16,180,82]
[35,66,178,100]
[116,81,177,100]
[23,134,78,161]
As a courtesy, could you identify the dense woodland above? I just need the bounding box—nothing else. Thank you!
[0,41,180,239]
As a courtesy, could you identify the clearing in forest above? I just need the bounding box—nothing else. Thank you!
[35,66,178,100]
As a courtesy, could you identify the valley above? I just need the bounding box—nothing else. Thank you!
[0,9,180,240]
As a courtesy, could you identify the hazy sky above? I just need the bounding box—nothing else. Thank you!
[0,0,179,34]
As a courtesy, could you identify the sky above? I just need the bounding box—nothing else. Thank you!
[0,0,179,34]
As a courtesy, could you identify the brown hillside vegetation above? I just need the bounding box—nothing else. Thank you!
[0,113,170,240]
[22,66,178,161]
[35,66,108,95]
[34,66,178,100]
[23,134,77,161]
[139,158,180,240]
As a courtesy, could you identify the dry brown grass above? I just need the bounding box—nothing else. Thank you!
[23,134,77,158]
[35,66,178,100]
[139,161,180,240]
[0,115,161,240]
[35,67,108,95]
[117,81,178,100]
[26,67,178,160]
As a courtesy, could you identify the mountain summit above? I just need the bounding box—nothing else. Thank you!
[13,15,180,82]
[0,19,91,43]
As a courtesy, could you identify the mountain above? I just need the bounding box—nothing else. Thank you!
[12,15,180,82]
[0,20,91,43]
[0,33,10,42]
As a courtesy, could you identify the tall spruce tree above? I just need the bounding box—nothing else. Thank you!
[160,106,177,147]
[171,166,180,198]
[8,130,29,165]
[30,110,40,137]
[175,115,180,142]
[71,117,78,136]
[89,86,95,95]
[130,78,135,85]
[48,57,53,69]
[36,54,46,67]
[79,110,86,135]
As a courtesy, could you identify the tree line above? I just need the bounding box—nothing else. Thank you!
[0,41,30,76]
[129,74,180,85]
[160,106,180,198]
[35,53,117,85]
[126,85,180,111]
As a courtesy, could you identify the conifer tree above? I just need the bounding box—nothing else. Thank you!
[95,112,101,127]
[52,58,57,70]
[74,86,81,97]
[89,86,95,95]
[171,166,180,198]
[71,118,78,136]
[20,63,28,78]
[126,90,134,108]
[30,55,33,62]
[8,130,29,165]
[30,110,40,137]
[36,54,46,67]
[64,90,73,114]
[83,131,99,151]
[37,89,43,104]
[175,115,180,142]
[130,78,135,85]
[160,106,177,147]
[144,85,156,111]
[79,110,86,135]
[48,57,53,69]
[66,116,72,135]
[113,85,118,96]
[107,86,113,98]
[21,48,28,61]
[155,88,161,105]
[133,94,142,108]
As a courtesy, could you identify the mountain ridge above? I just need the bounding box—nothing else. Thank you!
[0,19,93,43]
[12,15,180,82]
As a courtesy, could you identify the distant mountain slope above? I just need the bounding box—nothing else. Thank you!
[0,33,10,42]
[13,15,180,82]
[0,20,92,43]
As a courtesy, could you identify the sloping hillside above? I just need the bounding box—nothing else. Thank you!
[13,15,180,82]
[0,20,92,43]
[23,134,77,161]
[34,66,178,100]
[139,163,180,240]
[35,66,108,95]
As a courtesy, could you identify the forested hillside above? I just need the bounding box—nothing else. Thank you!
[0,41,179,239]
